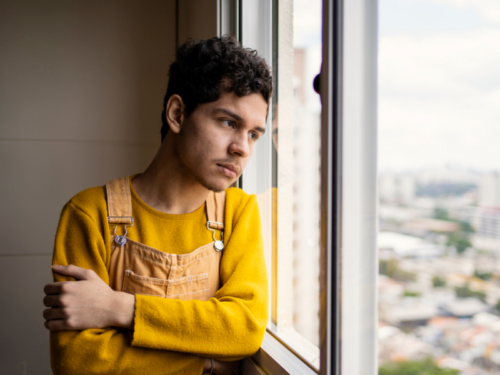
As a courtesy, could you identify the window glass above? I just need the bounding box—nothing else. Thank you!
[378,1,500,374]
[260,0,322,369]
[242,0,323,369]
[289,0,322,351]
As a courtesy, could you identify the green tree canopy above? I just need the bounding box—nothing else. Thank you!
[494,299,500,313]
[455,284,486,302]
[447,232,472,254]
[379,358,459,375]
[380,259,416,282]
[434,208,449,221]
[474,269,492,281]
[432,275,447,288]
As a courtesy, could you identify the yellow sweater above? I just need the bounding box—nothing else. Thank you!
[50,179,269,375]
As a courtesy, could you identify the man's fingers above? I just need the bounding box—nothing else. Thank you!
[44,281,77,295]
[44,282,65,295]
[44,318,74,331]
[43,295,63,307]
[43,307,67,320]
[51,264,97,280]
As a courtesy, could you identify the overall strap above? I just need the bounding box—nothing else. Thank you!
[106,176,226,229]
[206,191,226,230]
[106,177,133,224]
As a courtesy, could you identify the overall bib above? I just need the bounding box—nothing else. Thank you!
[105,177,226,301]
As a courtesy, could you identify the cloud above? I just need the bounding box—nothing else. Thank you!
[379,28,500,171]
[293,0,322,47]
[415,0,500,24]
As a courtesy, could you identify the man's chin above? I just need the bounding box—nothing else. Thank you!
[197,177,233,193]
[210,181,233,193]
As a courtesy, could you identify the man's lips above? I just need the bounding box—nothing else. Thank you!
[217,164,238,179]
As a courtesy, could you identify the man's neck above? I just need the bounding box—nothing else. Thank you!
[131,141,209,215]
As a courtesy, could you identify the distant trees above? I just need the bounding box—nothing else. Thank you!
[432,275,447,288]
[494,299,500,313]
[403,290,421,297]
[379,358,459,375]
[455,284,486,302]
[446,232,472,254]
[434,208,450,221]
[474,270,492,281]
[432,208,474,254]
[380,259,417,282]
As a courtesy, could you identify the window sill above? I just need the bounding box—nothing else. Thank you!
[249,331,319,375]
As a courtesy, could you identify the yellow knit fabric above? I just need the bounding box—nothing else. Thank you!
[50,177,269,375]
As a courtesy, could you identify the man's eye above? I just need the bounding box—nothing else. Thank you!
[223,120,235,127]
[249,133,258,141]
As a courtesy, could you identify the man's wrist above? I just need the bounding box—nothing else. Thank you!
[110,291,136,329]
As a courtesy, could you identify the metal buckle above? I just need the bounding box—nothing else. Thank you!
[206,221,224,251]
[109,218,134,247]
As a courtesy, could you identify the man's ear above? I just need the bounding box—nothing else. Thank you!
[165,94,185,134]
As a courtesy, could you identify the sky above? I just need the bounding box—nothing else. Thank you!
[379,0,500,172]
[293,0,322,48]
[291,0,500,172]
[293,0,323,112]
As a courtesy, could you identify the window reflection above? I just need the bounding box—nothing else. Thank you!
[257,0,322,369]
[291,0,322,347]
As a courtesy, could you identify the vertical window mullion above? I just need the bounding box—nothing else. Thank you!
[319,0,342,373]
[336,0,379,374]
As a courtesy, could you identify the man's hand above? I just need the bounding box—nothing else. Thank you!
[43,264,135,331]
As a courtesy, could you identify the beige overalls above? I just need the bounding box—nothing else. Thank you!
[105,177,226,301]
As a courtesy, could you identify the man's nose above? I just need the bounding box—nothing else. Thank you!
[228,132,251,158]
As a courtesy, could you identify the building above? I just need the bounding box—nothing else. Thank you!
[472,207,500,240]
[479,173,500,208]
[379,174,416,205]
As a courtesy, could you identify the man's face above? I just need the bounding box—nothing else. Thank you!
[174,91,268,192]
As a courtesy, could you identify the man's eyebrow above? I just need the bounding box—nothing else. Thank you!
[214,108,243,122]
[255,126,266,135]
[214,108,266,134]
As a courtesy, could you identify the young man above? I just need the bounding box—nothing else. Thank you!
[43,36,271,375]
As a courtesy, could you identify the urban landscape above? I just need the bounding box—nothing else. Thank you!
[378,168,500,375]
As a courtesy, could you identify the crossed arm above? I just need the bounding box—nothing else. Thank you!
[44,196,268,375]
[43,264,236,374]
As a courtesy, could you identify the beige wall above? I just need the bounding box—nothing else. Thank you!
[0,1,177,373]
[178,0,218,43]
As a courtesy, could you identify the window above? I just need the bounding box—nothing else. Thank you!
[235,0,378,374]
[378,1,500,374]
[240,0,321,371]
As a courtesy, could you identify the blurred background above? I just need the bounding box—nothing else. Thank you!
[377,1,500,374]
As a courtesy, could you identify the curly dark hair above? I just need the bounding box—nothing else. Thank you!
[160,35,273,142]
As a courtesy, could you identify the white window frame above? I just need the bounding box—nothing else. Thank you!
[337,0,378,374]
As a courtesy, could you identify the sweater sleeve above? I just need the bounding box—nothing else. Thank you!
[131,194,269,361]
[50,201,205,375]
